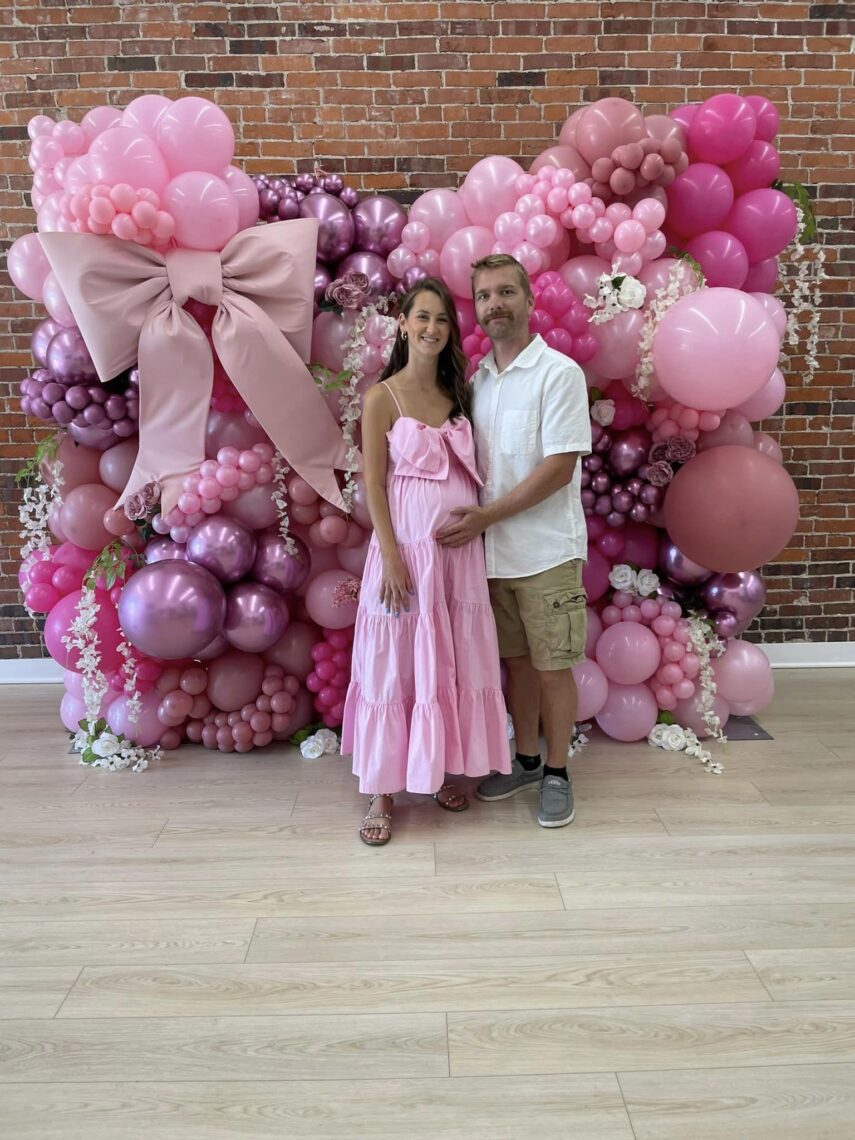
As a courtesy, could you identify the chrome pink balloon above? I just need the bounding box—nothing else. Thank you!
[351,195,407,257]
[251,532,311,594]
[118,560,227,659]
[186,516,257,583]
[299,191,355,263]
[223,581,289,653]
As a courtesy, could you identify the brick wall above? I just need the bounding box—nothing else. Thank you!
[1,1,852,658]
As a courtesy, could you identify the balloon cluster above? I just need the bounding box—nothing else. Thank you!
[647,401,721,443]
[185,665,300,752]
[306,628,354,728]
[59,182,175,250]
[253,171,360,222]
[21,360,137,447]
[666,93,795,290]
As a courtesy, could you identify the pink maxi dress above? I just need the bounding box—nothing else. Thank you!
[341,388,511,795]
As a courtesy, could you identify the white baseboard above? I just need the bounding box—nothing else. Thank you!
[0,659,64,684]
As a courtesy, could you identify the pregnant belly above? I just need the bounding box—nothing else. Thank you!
[387,467,478,544]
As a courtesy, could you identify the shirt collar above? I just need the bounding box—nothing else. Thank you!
[480,334,547,377]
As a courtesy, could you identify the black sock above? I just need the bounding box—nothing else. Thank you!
[515,751,542,771]
[543,764,568,782]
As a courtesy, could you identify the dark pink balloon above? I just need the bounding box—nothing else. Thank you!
[666,164,734,238]
[206,648,265,712]
[742,257,779,293]
[724,188,798,264]
[688,94,756,164]
[745,95,779,142]
[44,589,123,673]
[725,140,781,195]
[685,230,749,289]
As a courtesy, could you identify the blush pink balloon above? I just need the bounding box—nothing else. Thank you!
[559,255,612,303]
[439,226,496,297]
[584,606,603,658]
[595,621,662,684]
[637,257,702,305]
[263,619,321,681]
[88,127,170,193]
[673,692,731,739]
[575,98,646,165]
[81,105,123,142]
[736,367,785,421]
[591,309,644,380]
[754,431,783,464]
[6,233,52,302]
[223,165,261,230]
[558,108,586,147]
[42,271,77,326]
[459,156,525,227]
[220,484,279,530]
[727,672,774,716]
[750,294,787,339]
[529,145,591,183]
[572,658,610,720]
[666,164,734,238]
[155,96,235,175]
[121,94,172,138]
[163,171,239,252]
[595,681,659,741]
[304,569,359,629]
[311,309,358,373]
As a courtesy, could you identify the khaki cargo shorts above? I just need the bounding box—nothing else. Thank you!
[488,558,587,672]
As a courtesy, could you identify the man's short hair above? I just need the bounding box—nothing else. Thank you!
[470,253,533,299]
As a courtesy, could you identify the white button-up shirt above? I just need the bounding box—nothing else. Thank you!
[471,334,591,579]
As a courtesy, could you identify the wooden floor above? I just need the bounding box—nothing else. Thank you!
[0,669,854,1138]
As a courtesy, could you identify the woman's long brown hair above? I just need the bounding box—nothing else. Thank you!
[379,277,471,420]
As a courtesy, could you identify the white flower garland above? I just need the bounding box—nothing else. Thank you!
[271,449,297,555]
[687,614,727,743]
[783,201,826,385]
[338,297,391,511]
[116,634,142,728]
[633,261,703,400]
[590,398,615,427]
[299,727,340,759]
[61,584,109,731]
[19,455,63,561]
[608,563,660,597]
[648,722,722,775]
[585,271,646,324]
[72,719,158,773]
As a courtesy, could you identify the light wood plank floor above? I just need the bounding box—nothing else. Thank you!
[0,668,853,1139]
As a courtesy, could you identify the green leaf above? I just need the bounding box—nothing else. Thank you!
[657,711,676,725]
[665,247,706,288]
[772,180,817,242]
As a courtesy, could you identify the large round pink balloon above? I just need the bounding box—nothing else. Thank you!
[688,93,757,164]
[684,231,749,290]
[206,649,265,712]
[712,639,773,704]
[304,569,359,629]
[572,658,609,721]
[7,233,52,303]
[637,257,702,305]
[108,689,164,747]
[409,188,470,249]
[459,156,524,227]
[439,226,495,298]
[727,672,774,716]
[60,483,117,551]
[591,309,644,380]
[155,96,235,176]
[724,188,798,264]
[574,98,646,165]
[263,620,320,681]
[99,437,139,493]
[736,367,785,422]
[673,692,731,739]
[666,164,734,238]
[559,255,611,303]
[696,409,755,452]
[596,622,662,685]
[725,140,781,195]
[44,589,123,673]
[663,446,799,572]
[163,171,239,252]
[88,127,170,193]
[595,681,659,741]
[653,288,780,410]
[582,546,610,602]
[530,145,591,182]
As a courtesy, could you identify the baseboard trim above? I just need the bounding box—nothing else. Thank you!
[0,659,64,684]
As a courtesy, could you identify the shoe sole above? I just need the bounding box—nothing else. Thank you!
[475,779,541,803]
[538,809,576,828]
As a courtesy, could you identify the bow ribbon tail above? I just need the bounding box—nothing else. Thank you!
[215,296,352,510]
[117,308,215,517]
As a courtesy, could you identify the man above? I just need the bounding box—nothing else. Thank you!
[436,254,591,828]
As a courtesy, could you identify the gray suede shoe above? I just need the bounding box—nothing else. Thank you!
[475,757,542,801]
[538,774,575,828]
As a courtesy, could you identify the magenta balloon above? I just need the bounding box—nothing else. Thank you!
[697,409,755,451]
[220,483,279,530]
[88,126,170,193]
[145,536,188,563]
[595,681,659,741]
[712,638,772,703]
[688,94,756,164]
[310,309,358,373]
[653,288,781,410]
[118,560,226,659]
[673,692,731,739]
[620,521,659,570]
[575,98,646,165]
[409,188,470,249]
[300,192,355,263]
[658,538,712,585]
[459,155,525,227]
[742,257,779,293]
[7,233,52,303]
[351,195,407,257]
[582,545,610,602]
[663,446,799,572]
[335,250,394,302]
[559,255,612,302]
[204,410,270,458]
[186,516,257,582]
[666,164,734,238]
[592,309,644,381]
[596,622,661,684]
[44,589,123,673]
[155,96,235,176]
[701,571,766,629]
[252,531,311,594]
[46,327,97,383]
[724,140,781,195]
[685,230,749,289]
[529,145,591,182]
[223,581,289,653]
[262,619,320,681]
[745,95,780,143]
[572,658,610,720]
[724,188,798,264]
[98,436,138,492]
[205,648,265,712]
[304,568,359,629]
[736,367,785,422]
[670,104,699,134]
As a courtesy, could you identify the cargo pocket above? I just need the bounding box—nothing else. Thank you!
[544,589,587,657]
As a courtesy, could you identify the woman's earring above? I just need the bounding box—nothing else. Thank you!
[402,331,407,341]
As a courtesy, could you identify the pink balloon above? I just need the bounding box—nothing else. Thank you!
[644,113,687,150]
[263,620,321,681]
[223,164,260,230]
[595,681,659,741]
[742,257,779,293]
[88,127,170,193]
[725,140,781,195]
[592,309,644,381]
[596,621,662,684]
[689,94,757,164]
[206,649,265,712]
[459,156,525,227]
[559,255,612,303]
[654,288,781,410]
[673,692,731,739]
[63,155,93,192]
[558,108,586,147]
[98,437,139,493]
[529,145,591,183]
[572,658,610,720]
[337,531,371,577]
[750,294,787,339]
[754,431,783,464]
[637,257,701,304]
[410,188,470,248]
[220,484,279,530]
[666,164,734,238]
[155,96,235,176]
[44,589,123,673]
[60,483,118,551]
[108,689,164,746]
[439,225,496,298]
[724,189,798,264]
[304,569,359,629]
[6,233,52,302]
[696,409,755,451]
[621,521,660,569]
[81,105,123,142]
[163,171,239,252]
[310,309,358,374]
[584,606,603,658]
[736,367,785,421]
[727,672,774,716]
[42,271,76,326]
[44,436,103,490]
[745,95,780,143]
[204,410,269,458]
[685,231,749,289]
[121,94,172,138]
[664,446,800,572]
[575,98,646,165]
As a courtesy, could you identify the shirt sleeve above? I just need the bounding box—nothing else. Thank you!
[540,357,592,457]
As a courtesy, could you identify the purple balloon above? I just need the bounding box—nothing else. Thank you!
[658,539,713,585]
[339,186,360,209]
[46,328,98,383]
[251,532,311,594]
[68,421,121,451]
[31,319,63,367]
[713,611,741,639]
[118,560,227,660]
[223,581,289,653]
[612,490,634,513]
[300,192,355,264]
[186,516,257,582]
[608,427,652,477]
[335,251,394,301]
[314,264,332,305]
[401,265,429,291]
[701,570,766,629]
[144,537,188,563]
[352,195,407,257]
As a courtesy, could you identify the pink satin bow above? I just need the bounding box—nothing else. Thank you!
[388,417,483,487]
[39,220,351,514]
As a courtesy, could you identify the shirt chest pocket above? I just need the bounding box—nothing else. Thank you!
[499,409,538,456]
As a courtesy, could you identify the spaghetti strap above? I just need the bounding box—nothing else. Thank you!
[382,381,405,419]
